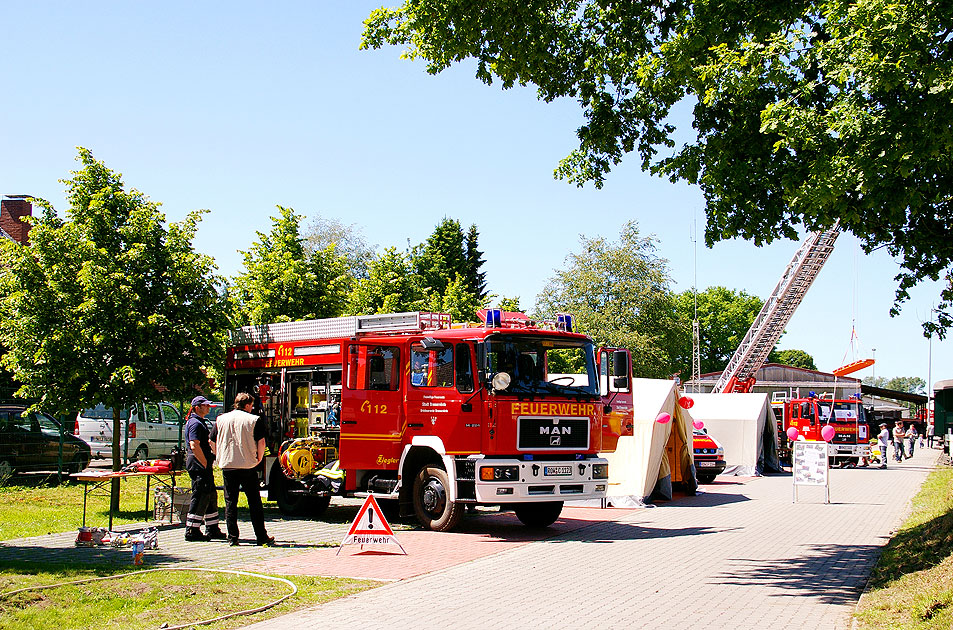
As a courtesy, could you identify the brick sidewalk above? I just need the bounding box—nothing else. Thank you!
[241,447,941,630]
[1,447,940,629]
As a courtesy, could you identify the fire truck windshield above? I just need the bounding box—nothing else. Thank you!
[818,401,861,422]
[484,335,599,397]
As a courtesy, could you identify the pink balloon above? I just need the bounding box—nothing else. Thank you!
[821,425,836,442]
[678,396,695,409]
[656,412,671,424]
[786,426,799,441]
[692,420,704,430]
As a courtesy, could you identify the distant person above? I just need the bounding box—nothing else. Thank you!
[877,423,890,469]
[927,422,935,448]
[184,395,226,542]
[905,423,918,459]
[892,421,905,462]
[211,392,274,547]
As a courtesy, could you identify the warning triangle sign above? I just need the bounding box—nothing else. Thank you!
[337,495,406,555]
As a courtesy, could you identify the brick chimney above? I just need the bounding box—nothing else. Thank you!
[0,196,33,244]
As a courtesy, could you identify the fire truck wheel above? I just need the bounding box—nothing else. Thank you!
[412,466,463,532]
[513,501,563,528]
[274,475,314,516]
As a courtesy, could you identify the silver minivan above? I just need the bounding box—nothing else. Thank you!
[76,402,185,462]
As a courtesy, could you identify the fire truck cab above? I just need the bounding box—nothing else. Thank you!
[223,311,632,531]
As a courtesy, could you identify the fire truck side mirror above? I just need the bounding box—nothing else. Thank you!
[612,350,628,376]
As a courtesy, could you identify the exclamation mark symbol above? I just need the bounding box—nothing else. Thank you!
[368,508,375,529]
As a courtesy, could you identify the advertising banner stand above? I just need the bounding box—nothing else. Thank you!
[792,441,830,504]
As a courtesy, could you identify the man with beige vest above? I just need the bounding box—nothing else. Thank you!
[210,392,274,546]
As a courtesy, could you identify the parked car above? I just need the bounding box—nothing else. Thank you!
[693,428,726,484]
[75,401,185,462]
[204,401,225,427]
[0,405,91,475]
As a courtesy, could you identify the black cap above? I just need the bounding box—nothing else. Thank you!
[191,395,211,406]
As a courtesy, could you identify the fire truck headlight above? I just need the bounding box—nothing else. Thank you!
[592,463,609,479]
[716,447,724,457]
[492,372,511,391]
[480,465,519,481]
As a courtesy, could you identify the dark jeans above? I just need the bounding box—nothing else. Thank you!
[186,463,218,529]
[222,467,268,541]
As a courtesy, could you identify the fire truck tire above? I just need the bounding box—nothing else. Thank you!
[274,475,315,516]
[697,473,717,484]
[514,501,563,528]
[412,466,463,532]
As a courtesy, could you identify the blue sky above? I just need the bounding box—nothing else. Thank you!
[2,2,949,396]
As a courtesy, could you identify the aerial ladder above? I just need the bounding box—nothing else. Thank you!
[711,222,841,393]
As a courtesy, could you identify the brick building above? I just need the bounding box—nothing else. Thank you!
[0,195,33,244]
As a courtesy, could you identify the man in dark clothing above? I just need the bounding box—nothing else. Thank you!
[184,395,226,542]
[211,392,274,546]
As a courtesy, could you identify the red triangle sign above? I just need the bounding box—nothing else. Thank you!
[337,495,406,555]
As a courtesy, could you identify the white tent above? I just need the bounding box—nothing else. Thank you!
[599,378,696,505]
[681,392,780,476]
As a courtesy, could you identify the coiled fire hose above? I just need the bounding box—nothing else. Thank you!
[0,566,297,629]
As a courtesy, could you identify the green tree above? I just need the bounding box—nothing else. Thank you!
[771,349,817,371]
[535,221,684,378]
[362,1,953,337]
[230,206,350,325]
[863,375,926,395]
[346,247,423,315]
[0,148,226,509]
[496,296,522,312]
[674,286,766,376]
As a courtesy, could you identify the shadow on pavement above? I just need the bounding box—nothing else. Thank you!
[714,543,882,605]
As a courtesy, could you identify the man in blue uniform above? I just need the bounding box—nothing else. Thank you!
[184,395,226,541]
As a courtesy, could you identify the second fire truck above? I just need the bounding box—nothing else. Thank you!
[223,310,633,531]
[775,393,871,466]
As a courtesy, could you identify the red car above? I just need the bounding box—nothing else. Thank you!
[693,429,726,484]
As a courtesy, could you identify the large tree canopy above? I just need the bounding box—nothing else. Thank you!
[362,1,953,336]
[0,149,226,507]
[535,221,683,378]
[230,206,351,325]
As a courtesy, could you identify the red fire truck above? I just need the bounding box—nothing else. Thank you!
[775,393,871,466]
[223,310,633,531]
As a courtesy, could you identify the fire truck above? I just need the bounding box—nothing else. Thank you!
[774,393,871,466]
[223,310,633,531]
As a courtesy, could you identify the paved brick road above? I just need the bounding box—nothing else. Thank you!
[1,446,939,630]
[242,447,939,630]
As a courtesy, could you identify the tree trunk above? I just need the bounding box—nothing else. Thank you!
[110,408,121,513]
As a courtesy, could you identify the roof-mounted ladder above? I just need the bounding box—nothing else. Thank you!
[229,311,451,345]
[712,223,841,393]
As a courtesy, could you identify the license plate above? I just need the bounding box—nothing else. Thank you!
[544,465,572,476]
[698,461,716,468]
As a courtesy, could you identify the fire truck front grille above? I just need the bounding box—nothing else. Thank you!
[517,417,589,450]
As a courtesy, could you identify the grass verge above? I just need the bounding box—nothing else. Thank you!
[853,466,953,629]
[0,561,379,630]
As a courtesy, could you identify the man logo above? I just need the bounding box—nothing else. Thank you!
[550,434,561,446]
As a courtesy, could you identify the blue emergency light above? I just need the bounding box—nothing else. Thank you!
[556,313,574,332]
[485,308,502,328]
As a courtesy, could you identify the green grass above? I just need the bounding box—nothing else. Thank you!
[854,467,953,629]
[0,561,379,630]
[0,469,266,540]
